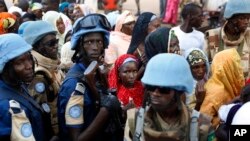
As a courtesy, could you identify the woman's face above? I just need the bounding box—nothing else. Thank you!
[147,18,161,33]
[33,9,43,19]
[56,17,65,34]
[169,38,180,54]
[38,34,59,60]
[191,62,206,80]
[73,8,84,21]
[68,7,75,21]
[118,61,138,88]
[12,52,34,83]
[122,21,135,35]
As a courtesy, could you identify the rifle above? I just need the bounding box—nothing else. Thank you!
[132,91,149,141]
[84,61,109,110]
[84,61,100,111]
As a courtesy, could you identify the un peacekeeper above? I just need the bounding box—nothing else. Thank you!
[22,20,64,137]
[58,13,122,141]
[124,53,216,141]
[0,33,53,141]
[205,0,250,78]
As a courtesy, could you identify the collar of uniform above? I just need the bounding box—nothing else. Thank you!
[31,50,60,70]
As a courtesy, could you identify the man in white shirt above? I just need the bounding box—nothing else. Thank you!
[169,3,205,55]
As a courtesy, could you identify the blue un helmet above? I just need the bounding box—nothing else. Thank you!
[22,21,57,45]
[0,33,32,73]
[224,0,250,19]
[71,13,111,50]
[141,53,194,94]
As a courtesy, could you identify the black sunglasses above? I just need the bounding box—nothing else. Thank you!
[42,39,59,47]
[145,85,172,94]
[73,14,111,34]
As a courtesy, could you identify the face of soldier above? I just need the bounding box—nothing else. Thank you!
[231,14,250,33]
[12,52,34,83]
[118,61,138,88]
[147,86,177,112]
[38,34,59,60]
[80,32,104,63]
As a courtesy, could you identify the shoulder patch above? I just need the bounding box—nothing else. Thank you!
[35,82,45,93]
[21,123,33,138]
[69,105,82,118]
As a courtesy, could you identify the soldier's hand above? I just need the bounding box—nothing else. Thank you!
[101,94,121,113]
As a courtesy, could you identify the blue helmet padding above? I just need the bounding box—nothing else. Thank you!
[0,33,32,73]
[141,53,194,94]
[71,15,110,50]
[71,25,110,50]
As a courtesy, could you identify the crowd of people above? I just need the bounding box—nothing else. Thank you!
[0,0,250,141]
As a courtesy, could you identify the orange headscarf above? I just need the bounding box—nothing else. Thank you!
[200,48,245,127]
[0,12,16,34]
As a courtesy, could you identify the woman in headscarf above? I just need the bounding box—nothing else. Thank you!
[42,11,73,54]
[73,4,94,22]
[127,12,161,80]
[108,54,144,109]
[184,48,209,111]
[31,2,43,20]
[105,10,135,69]
[200,48,245,128]
[144,26,180,61]
[0,12,17,34]
[127,12,161,56]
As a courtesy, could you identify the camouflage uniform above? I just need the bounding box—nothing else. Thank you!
[28,50,64,135]
[205,26,250,78]
[124,102,216,141]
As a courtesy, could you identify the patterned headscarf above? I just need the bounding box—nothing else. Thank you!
[108,54,144,107]
[186,49,206,66]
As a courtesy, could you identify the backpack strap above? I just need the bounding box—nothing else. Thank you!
[190,109,200,141]
[226,104,242,125]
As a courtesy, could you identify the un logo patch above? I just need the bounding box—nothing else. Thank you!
[21,123,32,138]
[69,105,82,118]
